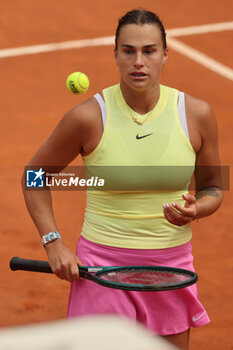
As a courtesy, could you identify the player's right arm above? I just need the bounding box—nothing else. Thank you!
[22,97,103,282]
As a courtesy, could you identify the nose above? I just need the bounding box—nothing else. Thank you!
[134,52,144,67]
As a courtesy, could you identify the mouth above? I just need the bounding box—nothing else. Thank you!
[130,72,147,77]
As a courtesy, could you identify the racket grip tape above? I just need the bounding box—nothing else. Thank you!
[10,257,53,274]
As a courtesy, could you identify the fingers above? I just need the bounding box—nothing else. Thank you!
[182,193,196,205]
[48,255,82,282]
[46,240,82,283]
[69,259,80,281]
[59,257,83,282]
[163,203,192,226]
[163,194,198,226]
[53,260,80,282]
[170,202,194,217]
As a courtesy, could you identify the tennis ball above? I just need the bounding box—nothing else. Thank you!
[66,72,89,95]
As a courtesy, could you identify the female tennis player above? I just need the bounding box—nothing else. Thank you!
[22,9,223,350]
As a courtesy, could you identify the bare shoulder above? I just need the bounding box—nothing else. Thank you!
[185,94,214,119]
[28,95,103,166]
[59,94,103,156]
[185,93,218,134]
[63,96,101,128]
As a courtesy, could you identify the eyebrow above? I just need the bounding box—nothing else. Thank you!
[121,44,158,48]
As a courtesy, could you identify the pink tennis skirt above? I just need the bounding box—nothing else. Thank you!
[67,236,210,335]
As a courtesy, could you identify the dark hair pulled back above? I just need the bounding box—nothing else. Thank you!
[115,9,167,50]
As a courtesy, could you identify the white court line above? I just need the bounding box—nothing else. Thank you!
[168,37,233,81]
[0,36,115,59]
[0,21,233,81]
[167,21,233,37]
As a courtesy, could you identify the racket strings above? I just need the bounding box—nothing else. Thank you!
[101,269,190,286]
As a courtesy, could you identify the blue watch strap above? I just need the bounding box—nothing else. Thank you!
[41,231,61,246]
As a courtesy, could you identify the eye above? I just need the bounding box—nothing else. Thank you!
[144,49,154,55]
[124,49,134,55]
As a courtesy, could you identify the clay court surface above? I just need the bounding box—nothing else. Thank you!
[0,1,232,349]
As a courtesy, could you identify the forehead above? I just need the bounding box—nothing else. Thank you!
[117,23,162,46]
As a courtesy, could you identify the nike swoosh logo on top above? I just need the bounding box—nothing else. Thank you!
[192,311,206,322]
[136,133,153,140]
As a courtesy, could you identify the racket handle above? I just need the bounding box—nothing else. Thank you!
[10,257,53,274]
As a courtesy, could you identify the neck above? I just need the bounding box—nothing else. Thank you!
[120,80,160,115]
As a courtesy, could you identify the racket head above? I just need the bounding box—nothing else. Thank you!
[82,265,198,291]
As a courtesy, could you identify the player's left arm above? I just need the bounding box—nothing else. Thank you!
[163,96,223,226]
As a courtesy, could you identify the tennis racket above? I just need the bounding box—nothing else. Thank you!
[10,256,198,291]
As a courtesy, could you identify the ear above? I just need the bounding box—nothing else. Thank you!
[163,48,168,65]
[114,48,118,65]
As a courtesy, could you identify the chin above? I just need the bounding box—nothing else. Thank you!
[127,79,150,91]
[131,82,156,93]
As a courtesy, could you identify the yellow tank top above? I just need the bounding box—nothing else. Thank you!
[81,84,196,248]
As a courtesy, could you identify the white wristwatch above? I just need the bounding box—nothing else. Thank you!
[41,231,61,247]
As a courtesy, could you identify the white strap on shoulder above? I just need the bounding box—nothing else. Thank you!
[94,93,107,128]
[177,91,190,141]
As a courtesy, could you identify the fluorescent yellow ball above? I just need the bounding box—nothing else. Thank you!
[66,72,89,94]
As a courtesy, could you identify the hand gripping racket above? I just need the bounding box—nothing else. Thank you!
[10,257,198,291]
